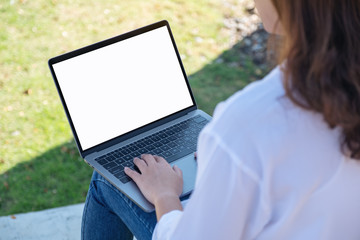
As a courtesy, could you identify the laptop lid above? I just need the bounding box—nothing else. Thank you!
[48,20,197,158]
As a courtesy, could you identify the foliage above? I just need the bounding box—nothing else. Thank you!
[0,0,265,215]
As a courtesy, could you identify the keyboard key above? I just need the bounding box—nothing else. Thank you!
[121,149,131,155]
[161,145,170,151]
[96,158,108,165]
[162,151,173,157]
[136,142,146,148]
[114,159,125,165]
[114,170,125,179]
[183,136,191,142]
[130,151,140,158]
[128,146,138,152]
[106,155,115,161]
[95,156,106,161]
[174,139,184,145]
[153,148,163,154]
[120,176,131,184]
[122,162,133,168]
[165,130,175,135]
[143,139,154,145]
[109,165,122,174]
[183,130,191,135]
[190,145,197,152]
[161,138,170,144]
[170,148,181,154]
[103,162,117,170]
[168,142,177,148]
[184,142,193,147]
[175,132,185,138]
[153,142,163,148]
[146,144,156,151]
[137,148,148,154]
[151,135,161,142]
[159,133,168,139]
[178,145,186,151]
[173,127,182,133]
[168,135,177,141]
[165,148,193,163]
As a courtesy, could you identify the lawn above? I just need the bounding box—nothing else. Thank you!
[0,0,269,216]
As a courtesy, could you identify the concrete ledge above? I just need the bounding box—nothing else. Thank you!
[0,203,84,240]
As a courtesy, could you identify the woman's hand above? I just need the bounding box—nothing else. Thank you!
[124,154,183,220]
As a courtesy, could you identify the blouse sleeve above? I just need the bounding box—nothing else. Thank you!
[152,129,270,240]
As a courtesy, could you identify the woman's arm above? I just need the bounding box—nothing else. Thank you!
[153,194,183,222]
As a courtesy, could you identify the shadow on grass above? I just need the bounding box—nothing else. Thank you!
[0,29,272,216]
[190,28,271,114]
[0,140,93,216]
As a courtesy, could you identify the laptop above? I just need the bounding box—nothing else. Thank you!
[48,20,212,212]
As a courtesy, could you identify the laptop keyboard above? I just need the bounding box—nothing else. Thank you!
[94,115,209,184]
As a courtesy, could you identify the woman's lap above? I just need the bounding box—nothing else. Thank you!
[81,171,157,240]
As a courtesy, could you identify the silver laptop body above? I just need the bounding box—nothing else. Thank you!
[48,20,211,212]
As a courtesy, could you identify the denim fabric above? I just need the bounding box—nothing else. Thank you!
[81,171,157,240]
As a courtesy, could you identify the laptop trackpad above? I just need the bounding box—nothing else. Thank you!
[171,154,197,195]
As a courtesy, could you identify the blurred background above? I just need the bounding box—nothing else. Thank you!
[0,0,273,216]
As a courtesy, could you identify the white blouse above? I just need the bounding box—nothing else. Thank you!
[152,66,360,240]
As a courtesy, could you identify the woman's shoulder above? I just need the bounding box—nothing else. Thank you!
[202,64,343,177]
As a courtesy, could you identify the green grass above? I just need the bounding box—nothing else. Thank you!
[0,0,267,216]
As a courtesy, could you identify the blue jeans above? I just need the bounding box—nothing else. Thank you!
[81,171,157,240]
[81,171,190,240]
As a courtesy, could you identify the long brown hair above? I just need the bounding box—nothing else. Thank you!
[270,0,360,159]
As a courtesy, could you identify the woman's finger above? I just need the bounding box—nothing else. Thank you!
[133,157,147,172]
[124,167,141,183]
[153,155,167,164]
[173,165,183,178]
[141,154,157,166]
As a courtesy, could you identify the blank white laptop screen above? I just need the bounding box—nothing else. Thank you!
[52,26,194,150]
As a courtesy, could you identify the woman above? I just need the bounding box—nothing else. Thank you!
[81,0,360,239]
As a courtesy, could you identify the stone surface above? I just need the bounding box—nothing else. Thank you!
[0,204,137,240]
[222,0,279,71]
[0,203,84,240]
